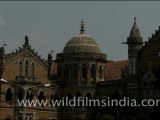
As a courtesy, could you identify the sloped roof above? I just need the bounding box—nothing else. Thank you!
[105,60,128,80]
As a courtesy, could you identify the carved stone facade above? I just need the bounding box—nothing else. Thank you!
[2,18,160,119]
[0,36,56,120]
[123,18,160,100]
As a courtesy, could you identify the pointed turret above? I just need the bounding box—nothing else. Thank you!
[127,17,143,45]
[127,17,143,75]
[129,17,141,37]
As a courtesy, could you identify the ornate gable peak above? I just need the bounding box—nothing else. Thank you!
[4,36,48,69]
[23,35,30,48]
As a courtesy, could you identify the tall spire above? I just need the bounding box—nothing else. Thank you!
[80,20,85,34]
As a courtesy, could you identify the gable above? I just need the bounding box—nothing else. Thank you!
[4,46,48,70]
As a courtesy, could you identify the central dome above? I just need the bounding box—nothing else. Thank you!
[63,34,101,53]
[63,20,101,54]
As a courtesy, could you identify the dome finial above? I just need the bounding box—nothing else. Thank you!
[80,20,85,34]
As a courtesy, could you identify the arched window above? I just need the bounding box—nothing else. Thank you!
[5,88,13,102]
[72,64,77,79]
[64,64,69,79]
[91,64,96,79]
[82,64,87,79]
[85,92,92,109]
[57,65,62,79]
[76,92,82,107]
[26,89,34,101]
[31,62,35,77]
[25,59,29,76]
[54,94,59,101]
[72,64,77,84]
[67,92,72,100]
[38,91,45,102]
[99,65,103,80]
[76,92,81,98]
[86,92,92,99]
[18,61,23,76]
[17,116,22,120]
[18,91,23,101]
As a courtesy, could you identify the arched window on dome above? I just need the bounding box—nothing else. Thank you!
[5,87,13,102]
[99,65,103,80]
[18,91,23,101]
[18,61,23,76]
[24,59,29,77]
[91,64,96,79]
[82,64,87,79]
[72,64,78,84]
[31,62,35,77]
[64,64,69,79]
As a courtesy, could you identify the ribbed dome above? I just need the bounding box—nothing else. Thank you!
[63,33,101,53]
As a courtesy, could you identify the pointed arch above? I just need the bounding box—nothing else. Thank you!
[82,64,87,79]
[18,90,23,101]
[18,60,23,76]
[99,65,103,80]
[31,61,36,77]
[24,59,30,77]
[91,64,96,79]
[5,87,13,102]
[26,88,34,101]
[72,63,78,84]
[38,90,45,102]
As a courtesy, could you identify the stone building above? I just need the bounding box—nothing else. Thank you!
[0,36,56,120]
[2,17,160,119]
[123,17,160,100]
[53,20,107,120]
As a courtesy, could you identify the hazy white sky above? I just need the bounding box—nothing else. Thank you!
[0,1,160,60]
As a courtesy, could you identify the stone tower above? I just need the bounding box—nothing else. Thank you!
[55,20,107,120]
[127,17,143,75]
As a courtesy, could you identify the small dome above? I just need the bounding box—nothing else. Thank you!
[63,33,101,53]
